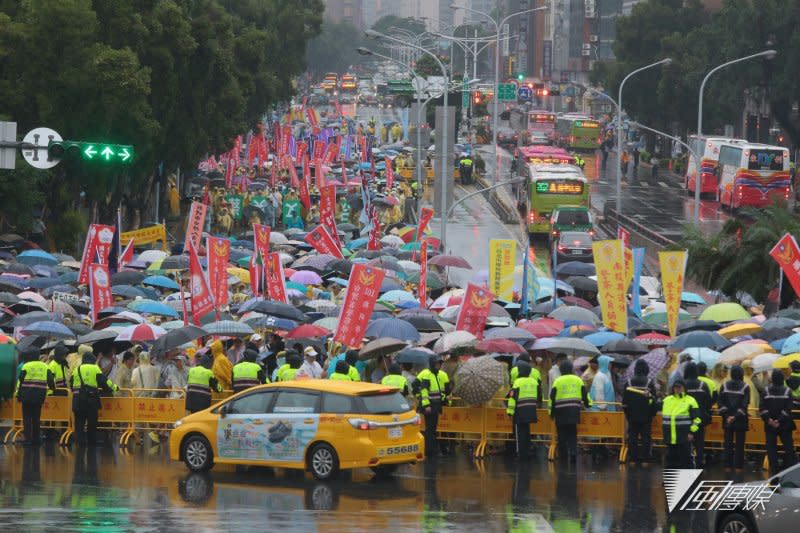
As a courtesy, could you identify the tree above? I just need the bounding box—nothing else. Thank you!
[371,15,426,36]
[414,54,450,78]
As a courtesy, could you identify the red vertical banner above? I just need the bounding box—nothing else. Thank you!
[385,157,394,189]
[281,125,291,156]
[367,209,381,251]
[299,157,312,210]
[416,207,434,242]
[319,185,340,248]
[359,135,367,162]
[770,233,800,296]
[455,283,494,339]
[287,156,300,188]
[323,138,339,166]
[334,264,386,348]
[419,239,428,308]
[296,141,307,163]
[617,226,631,249]
[304,226,344,259]
[313,139,325,161]
[306,107,319,132]
[265,252,288,304]
[253,223,271,261]
[89,263,112,323]
[207,236,230,307]
[188,242,214,325]
[233,135,242,165]
[79,224,115,285]
[184,201,207,253]
[249,254,262,297]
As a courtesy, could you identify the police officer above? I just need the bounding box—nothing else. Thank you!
[549,360,591,464]
[458,154,474,185]
[661,379,701,469]
[381,363,409,396]
[760,369,798,473]
[231,349,266,393]
[277,352,302,381]
[48,344,70,396]
[787,360,800,418]
[506,363,541,459]
[186,355,222,413]
[622,359,656,464]
[330,360,353,381]
[696,362,718,404]
[416,355,451,457]
[510,354,542,385]
[345,351,361,381]
[17,349,55,446]
[683,362,713,467]
[72,350,118,446]
[719,365,750,470]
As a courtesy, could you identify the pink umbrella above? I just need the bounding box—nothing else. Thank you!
[116,323,166,342]
[290,270,323,285]
[429,254,472,269]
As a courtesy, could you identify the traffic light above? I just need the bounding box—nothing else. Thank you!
[541,89,549,96]
[517,73,524,81]
[473,91,482,104]
[48,140,134,163]
[549,88,561,96]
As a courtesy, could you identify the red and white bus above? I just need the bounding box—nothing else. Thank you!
[518,145,576,167]
[527,110,556,144]
[685,136,743,196]
[717,142,791,209]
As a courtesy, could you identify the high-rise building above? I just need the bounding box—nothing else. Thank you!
[324,0,364,30]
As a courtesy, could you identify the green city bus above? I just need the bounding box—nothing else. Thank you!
[526,164,589,236]
[554,115,602,151]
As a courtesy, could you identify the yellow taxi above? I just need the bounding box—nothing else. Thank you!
[169,380,424,480]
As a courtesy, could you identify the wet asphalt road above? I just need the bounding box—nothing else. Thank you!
[0,441,777,532]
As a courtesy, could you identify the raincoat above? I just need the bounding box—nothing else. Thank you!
[210,340,233,391]
[590,355,616,411]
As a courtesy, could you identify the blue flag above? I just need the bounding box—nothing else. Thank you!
[520,254,539,316]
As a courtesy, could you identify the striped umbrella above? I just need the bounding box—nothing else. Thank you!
[203,320,254,337]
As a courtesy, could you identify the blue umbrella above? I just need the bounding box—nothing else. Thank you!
[379,279,403,293]
[395,300,420,309]
[244,315,298,330]
[127,299,179,318]
[365,318,420,342]
[555,261,595,277]
[142,275,180,290]
[678,347,721,367]
[59,271,79,284]
[348,237,369,250]
[25,277,61,289]
[111,285,148,299]
[21,320,74,339]
[41,284,78,297]
[583,331,625,348]
[668,331,732,351]
[780,332,800,355]
[771,338,787,352]
[17,249,58,266]
[396,346,435,366]
[33,265,59,278]
[680,291,707,305]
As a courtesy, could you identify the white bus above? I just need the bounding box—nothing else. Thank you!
[716,142,790,209]
[684,136,744,196]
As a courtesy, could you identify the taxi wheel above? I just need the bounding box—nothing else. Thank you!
[718,513,754,533]
[183,435,213,472]
[309,443,339,480]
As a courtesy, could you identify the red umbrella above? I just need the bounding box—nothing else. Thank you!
[633,332,671,347]
[475,338,527,354]
[518,318,563,338]
[428,254,472,269]
[561,295,593,309]
[285,324,331,339]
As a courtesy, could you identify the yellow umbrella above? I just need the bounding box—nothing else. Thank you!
[227,267,250,284]
[773,353,800,369]
[718,322,763,339]
[718,342,775,365]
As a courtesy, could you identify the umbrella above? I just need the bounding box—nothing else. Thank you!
[678,347,721,367]
[718,322,763,339]
[358,337,408,359]
[548,306,599,325]
[560,295,593,309]
[642,303,691,326]
[21,321,74,339]
[668,331,732,351]
[10,311,62,327]
[773,353,800,369]
[624,348,670,381]
[77,330,119,344]
[698,303,751,323]
[677,320,721,334]
[0,291,20,305]
[719,343,774,365]
[50,300,77,317]
[543,337,600,357]
[150,325,208,353]
[290,270,323,285]
[633,332,672,346]
[430,290,465,310]
[433,330,477,354]
[270,232,288,245]
[203,320,255,337]
[137,250,168,264]
[239,300,307,322]
[111,285,148,299]
[475,338,526,355]
[160,255,190,270]
[296,254,338,271]
[754,328,792,343]
[16,250,58,266]
[483,327,536,343]
[750,353,781,373]
[18,291,46,303]
[453,357,508,406]
[32,264,59,278]
[401,315,444,333]
[406,271,444,291]
[2,263,35,276]
[25,277,61,290]
[761,317,799,330]
[111,270,147,285]
[285,324,330,339]
[245,315,298,331]
[142,275,180,290]
[15,335,46,353]
[779,333,800,355]
[565,276,598,292]
[326,259,353,275]
[396,346,436,366]
[127,299,179,318]
[428,254,472,269]
[380,289,416,303]
[680,291,707,305]
[365,318,420,343]
[116,323,166,342]
[517,318,564,338]
[556,261,595,277]
[600,337,648,355]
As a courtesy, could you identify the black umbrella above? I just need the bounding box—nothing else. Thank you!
[0,279,23,293]
[2,263,35,276]
[78,330,119,344]
[402,315,444,333]
[358,337,408,360]
[326,259,353,275]
[16,334,46,354]
[600,338,648,355]
[111,270,146,286]
[395,346,435,366]
[68,323,91,336]
[753,327,793,343]
[161,255,190,270]
[677,320,721,334]
[25,277,61,289]
[10,311,62,327]
[0,291,19,305]
[151,325,207,354]
[629,324,670,336]
[240,300,308,322]
[397,308,438,320]
[761,317,799,330]
[668,330,732,351]
[565,276,598,292]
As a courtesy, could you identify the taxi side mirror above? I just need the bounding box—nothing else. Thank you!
[220,404,229,418]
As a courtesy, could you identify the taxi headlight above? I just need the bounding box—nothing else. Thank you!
[173,419,183,429]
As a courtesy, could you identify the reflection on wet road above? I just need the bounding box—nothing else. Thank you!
[0,442,776,532]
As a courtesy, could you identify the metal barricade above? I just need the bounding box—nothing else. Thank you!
[3,388,72,445]
[93,388,136,447]
[430,397,487,457]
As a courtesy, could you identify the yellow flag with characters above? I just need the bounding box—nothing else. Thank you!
[659,250,688,337]
[591,239,628,334]
[488,239,517,301]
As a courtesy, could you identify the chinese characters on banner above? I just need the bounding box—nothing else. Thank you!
[334,265,386,348]
[319,185,341,249]
[419,239,428,307]
[592,239,628,334]
[183,201,207,253]
[78,224,115,285]
[253,223,271,260]
[617,226,631,249]
[207,236,230,307]
[265,252,288,304]
[416,207,434,242]
[299,156,312,209]
[188,242,214,325]
[455,283,495,339]
[367,209,381,251]
[120,224,167,250]
[89,263,112,322]
[488,239,517,301]
[304,225,344,259]
[769,233,800,296]
[659,250,688,337]
[385,157,394,189]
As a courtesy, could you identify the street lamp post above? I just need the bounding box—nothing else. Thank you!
[451,4,549,185]
[694,50,776,221]
[366,29,451,252]
[615,58,671,215]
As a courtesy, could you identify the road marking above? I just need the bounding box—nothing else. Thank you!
[454,184,526,250]
[659,181,669,188]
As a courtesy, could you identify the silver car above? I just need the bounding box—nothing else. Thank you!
[710,463,800,533]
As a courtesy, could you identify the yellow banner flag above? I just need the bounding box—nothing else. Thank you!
[592,239,628,334]
[624,247,634,289]
[659,250,688,337]
[120,224,168,251]
[488,239,516,301]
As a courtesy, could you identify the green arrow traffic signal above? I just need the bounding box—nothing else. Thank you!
[48,140,134,164]
[101,146,114,160]
[84,145,97,159]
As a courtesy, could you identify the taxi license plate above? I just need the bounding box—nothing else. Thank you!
[388,427,403,440]
[571,249,583,255]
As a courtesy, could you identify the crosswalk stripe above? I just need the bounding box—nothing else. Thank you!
[659,181,669,188]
